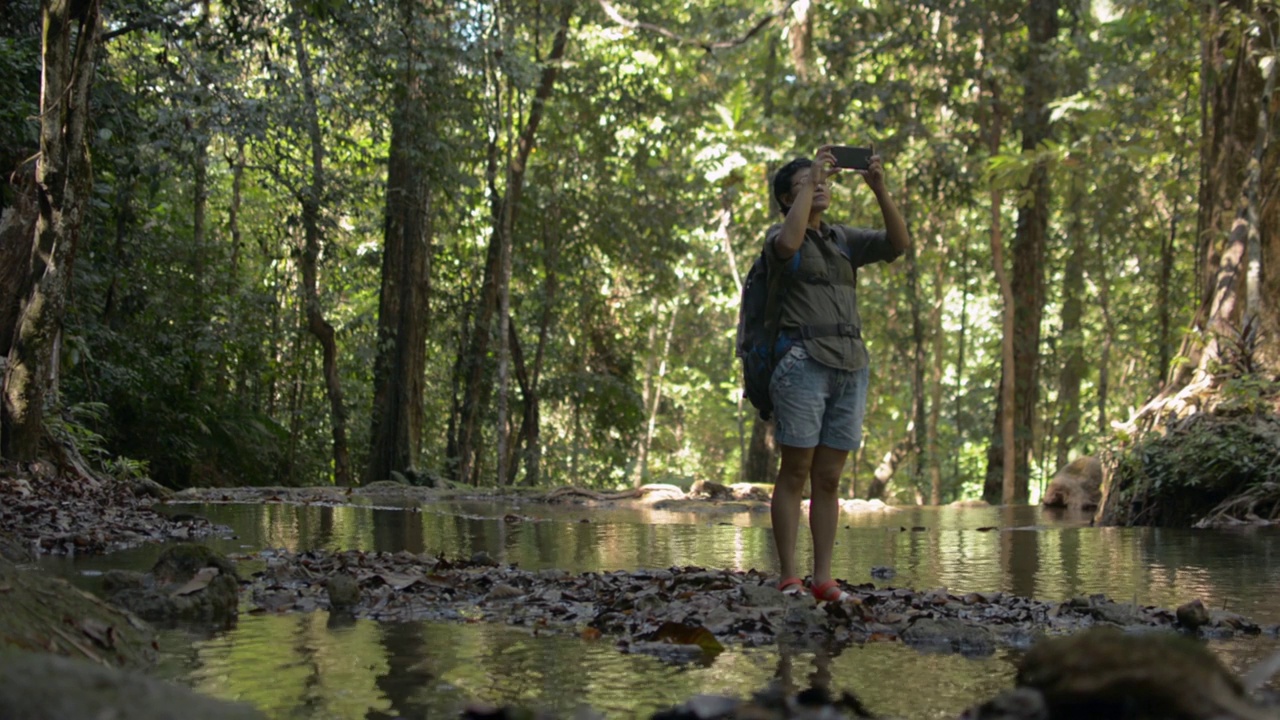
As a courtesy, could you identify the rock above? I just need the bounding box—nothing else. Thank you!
[839,498,894,513]
[0,650,266,720]
[1176,599,1211,631]
[129,476,175,501]
[101,569,146,593]
[470,550,498,567]
[740,583,785,606]
[1016,627,1274,720]
[106,543,240,624]
[958,688,1049,720]
[901,617,996,656]
[689,479,734,500]
[0,556,156,669]
[1042,455,1103,510]
[0,533,32,563]
[729,483,770,502]
[325,572,360,613]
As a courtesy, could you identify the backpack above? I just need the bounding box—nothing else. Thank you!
[735,225,855,421]
[735,250,782,420]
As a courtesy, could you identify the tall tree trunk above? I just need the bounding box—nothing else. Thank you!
[453,3,572,484]
[2,0,101,460]
[1005,0,1058,503]
[978,26,1016,506]
[1096,226,1114,435]
[368,2,433,486]
[289,9,351,486]
[634,300,679,487]
[905,214,927,492]
[1055,178,1087,471]
[927,256,946,505]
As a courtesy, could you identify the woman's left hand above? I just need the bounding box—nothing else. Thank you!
[860,154,886,193]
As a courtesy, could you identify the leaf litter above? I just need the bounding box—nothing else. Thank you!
[242,548,1274,663]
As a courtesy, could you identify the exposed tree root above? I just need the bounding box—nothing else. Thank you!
[1194,482,1280,528]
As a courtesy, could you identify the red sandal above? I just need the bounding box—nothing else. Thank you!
[811,578,857,604]
[777,576,806,597]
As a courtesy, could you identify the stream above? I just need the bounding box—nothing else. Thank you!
[38,501,1280,719]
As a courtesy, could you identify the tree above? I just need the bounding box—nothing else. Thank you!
[366,0,439,486]
[2,0,102,460]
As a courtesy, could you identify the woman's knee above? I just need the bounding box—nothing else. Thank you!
[810,472,840,496]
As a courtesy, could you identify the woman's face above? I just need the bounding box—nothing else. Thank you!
[789,168,830,213]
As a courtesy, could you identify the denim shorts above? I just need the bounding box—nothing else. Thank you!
[769,345,869,451]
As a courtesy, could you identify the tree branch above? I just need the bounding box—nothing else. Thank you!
[595,0,797,53]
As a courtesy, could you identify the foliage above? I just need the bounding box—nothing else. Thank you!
[1106,409,1280,527]
[1,0,1240,500]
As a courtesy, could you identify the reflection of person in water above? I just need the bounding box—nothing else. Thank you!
[765,146,909,604]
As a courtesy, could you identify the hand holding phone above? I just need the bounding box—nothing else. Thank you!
[831,145,873,171]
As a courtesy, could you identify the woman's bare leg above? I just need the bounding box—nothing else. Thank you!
[772,444,814,582]
[808,445,849,586]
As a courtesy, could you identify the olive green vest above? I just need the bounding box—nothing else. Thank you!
[765,224,869,372]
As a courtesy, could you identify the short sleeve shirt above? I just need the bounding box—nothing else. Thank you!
[764,222,901,371]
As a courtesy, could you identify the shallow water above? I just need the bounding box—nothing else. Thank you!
[42,500,1280,718]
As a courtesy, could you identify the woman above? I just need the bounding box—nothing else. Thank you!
[765,145,910,602]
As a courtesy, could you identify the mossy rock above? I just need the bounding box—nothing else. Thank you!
[0,650,265,720]
[1016,627,1269,719]
[152,542,239,585]
[106,543,241,625]
[0,556,156,669]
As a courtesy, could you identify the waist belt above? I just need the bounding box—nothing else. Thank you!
[782,324,861,340]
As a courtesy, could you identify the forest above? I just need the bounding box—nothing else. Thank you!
[1,0,1277,506]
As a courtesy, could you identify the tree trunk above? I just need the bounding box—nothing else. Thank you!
[867,426,913,501]
[927,257,946,505]
[1006,0,1058,503]
[634,300,679,487]
[2,0,100,460]
[288,8,351,486]
[978,29,1017,506]
[368,5,433,486]
[744,416,778,486]
[906,214,927,492]
[1055,178,1087,470]
[453,4,572,484]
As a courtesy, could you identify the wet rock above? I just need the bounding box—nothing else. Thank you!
[471,550,499,567]
[101,569,146,593]
[325,572,359,613]
[1176,599,1211,631]
[0,556,157,669]
[958,688,1048,720]
[0,533,32,563]
[106,543,240,624]
[0,650,266,720]
[870,566,895,580]
[901,617,995,656]
[741,583,786,606]
[128,476,176,501]
[1016,627,1274,720]
[689,479,734,500]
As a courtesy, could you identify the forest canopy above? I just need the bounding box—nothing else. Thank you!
[0,0,1276,505]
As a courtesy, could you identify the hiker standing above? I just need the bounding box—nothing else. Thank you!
[766,145,909,603]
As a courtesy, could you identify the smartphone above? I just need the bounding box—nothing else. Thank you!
[831,146,873,170]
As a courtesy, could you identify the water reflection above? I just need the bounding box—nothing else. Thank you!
[121,501,1280,626]
[42,500,1280,719]
[166,613,1016,719]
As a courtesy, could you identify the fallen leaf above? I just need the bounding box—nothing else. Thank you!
[79,618,116,649]
[651,621,724,656]
[375,572,424,590]
[172,566,219,596]
[581,627,602,641]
